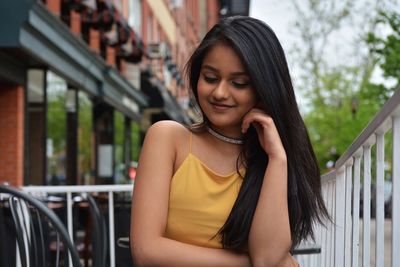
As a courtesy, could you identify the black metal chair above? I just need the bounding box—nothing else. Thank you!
[0,184,83,267]
[86,194,108,267]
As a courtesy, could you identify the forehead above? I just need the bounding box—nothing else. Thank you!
[202,43,246,72]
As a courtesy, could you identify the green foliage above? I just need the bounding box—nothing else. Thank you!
[367,10,400,88]
[291,0,399,172]
[131,122,141,162]
[47,87,67,177]
[47,92,66,153]
[304,67,381,170]
[114,111,125,178]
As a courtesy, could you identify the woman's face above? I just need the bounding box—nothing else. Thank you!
[197,43,257,136]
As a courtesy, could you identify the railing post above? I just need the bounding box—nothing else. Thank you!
[344,159,353,267]
[376,132,385,267]
[335,168,345,267]
[67,191,73,267]
[329,181,335,267]
[363,145,372,267]
[393,114,400,267]
[108,191,116,267]
[321,184,328,267]
[352,153,362,267]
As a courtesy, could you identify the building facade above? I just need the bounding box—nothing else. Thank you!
[0,0,249,187]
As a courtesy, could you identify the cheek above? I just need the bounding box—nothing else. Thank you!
[197,81,210,101]
[196,83,207,107]
[241,92,257,109]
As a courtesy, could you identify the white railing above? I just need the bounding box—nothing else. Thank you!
[297,89,400,267]
[21,184,133,267]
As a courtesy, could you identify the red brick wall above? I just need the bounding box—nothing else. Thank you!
[106,46,116,67]
[46,0,61,17]
[70,10,81,36]
[207,0,220,30]
[141,1,150,46]
[0,85,25,186]
[89,28,100,54]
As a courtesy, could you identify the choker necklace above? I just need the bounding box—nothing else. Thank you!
[206,126,244,145]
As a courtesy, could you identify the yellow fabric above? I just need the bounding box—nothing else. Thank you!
[164,140,244,248]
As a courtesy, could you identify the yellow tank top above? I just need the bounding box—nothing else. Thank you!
[164,132,244,248]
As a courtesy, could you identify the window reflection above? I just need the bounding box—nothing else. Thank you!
[78,91,94,185]
[114,111,125,183]
[46,72,67,185]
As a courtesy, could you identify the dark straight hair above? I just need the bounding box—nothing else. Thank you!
[185,16,330,250]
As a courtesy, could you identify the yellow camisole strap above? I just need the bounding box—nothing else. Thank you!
[164,131,244,248]
[189,130,192,153]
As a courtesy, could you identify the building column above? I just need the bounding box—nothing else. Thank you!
[0,85,24,186]
[27,69,46,185]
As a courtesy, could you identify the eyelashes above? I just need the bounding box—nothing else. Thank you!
[202,74,250,89]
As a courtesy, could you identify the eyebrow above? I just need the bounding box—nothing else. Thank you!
[202,64,248,76]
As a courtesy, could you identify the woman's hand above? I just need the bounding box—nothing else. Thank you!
[241,108,286,160]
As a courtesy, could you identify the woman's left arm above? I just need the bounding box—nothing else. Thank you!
[242,109,293,267]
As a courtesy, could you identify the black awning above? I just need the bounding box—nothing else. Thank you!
[141,72,190,124]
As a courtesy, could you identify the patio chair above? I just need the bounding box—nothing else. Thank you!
[0,184,83,267]
[86,194,107,267]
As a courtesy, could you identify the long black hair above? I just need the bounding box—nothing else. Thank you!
[185,16,330,250]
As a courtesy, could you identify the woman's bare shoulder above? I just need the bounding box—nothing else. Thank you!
[145,120,190,147]
[147,120,189,137]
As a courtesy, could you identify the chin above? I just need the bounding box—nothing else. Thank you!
[207,118,241,129]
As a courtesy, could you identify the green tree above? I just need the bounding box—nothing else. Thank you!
[366,10,400,92]
[289,0,399,171]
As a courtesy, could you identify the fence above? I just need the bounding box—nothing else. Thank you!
[297,89,400,267]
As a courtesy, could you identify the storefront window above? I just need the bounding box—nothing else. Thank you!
[114,111,125,183]
[78,91,94,185]
[46,72,67,185]
[131,122,141,162]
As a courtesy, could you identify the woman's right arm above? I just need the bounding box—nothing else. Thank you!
[130,121,251,267]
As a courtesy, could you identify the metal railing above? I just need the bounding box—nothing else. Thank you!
[298,89,400,267]
[21,184,133,267]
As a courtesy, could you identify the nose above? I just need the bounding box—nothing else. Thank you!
[211,80,229,100]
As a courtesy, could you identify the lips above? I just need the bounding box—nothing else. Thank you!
[210,102,235,111]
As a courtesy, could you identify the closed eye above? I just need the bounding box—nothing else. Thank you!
[203,75,219,83]
[231,81,250,88]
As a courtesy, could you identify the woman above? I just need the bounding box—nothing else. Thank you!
[130,16,329,267]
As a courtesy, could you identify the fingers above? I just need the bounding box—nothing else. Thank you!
[241,108,272,134]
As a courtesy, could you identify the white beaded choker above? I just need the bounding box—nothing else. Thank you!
[206,126,244,145]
